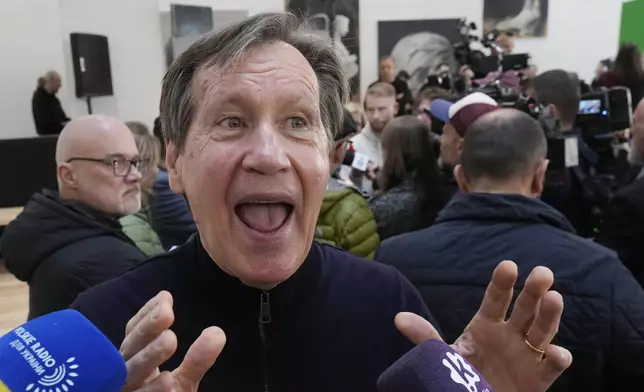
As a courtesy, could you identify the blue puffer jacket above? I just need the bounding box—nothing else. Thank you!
[376,193,644,392]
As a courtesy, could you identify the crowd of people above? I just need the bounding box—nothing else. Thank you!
[2,10,644,392]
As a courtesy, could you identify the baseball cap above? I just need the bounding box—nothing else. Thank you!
[430,92,500,137]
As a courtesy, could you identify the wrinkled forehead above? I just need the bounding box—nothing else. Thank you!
[73,127,139,159]
[192,41,321,111]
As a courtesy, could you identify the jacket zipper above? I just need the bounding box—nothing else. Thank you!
[259,291,271,392]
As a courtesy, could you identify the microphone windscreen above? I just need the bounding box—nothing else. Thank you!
[0,310,126,392]
[378,339,493,392]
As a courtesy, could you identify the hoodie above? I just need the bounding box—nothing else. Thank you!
[0,190,147,319]
[376,193,644,391]
[314,177,379,259]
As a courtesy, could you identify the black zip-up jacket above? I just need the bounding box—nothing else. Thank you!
[0,190,147,319]
[376,193,644,391]
[72,236,435,391]
[32,87,69,135]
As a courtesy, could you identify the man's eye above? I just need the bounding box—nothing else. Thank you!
[224,117,242,129]
[289,117,307,129]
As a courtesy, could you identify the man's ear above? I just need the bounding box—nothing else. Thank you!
[454,164,469,193]
[533,159,550,196]
[456,136,464,157]
[330,142,345,167]
[165,142,185,195]
[57,163,78,189]
[549,104,560,120]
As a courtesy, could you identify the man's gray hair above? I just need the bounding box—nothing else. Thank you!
[159,12,348,151]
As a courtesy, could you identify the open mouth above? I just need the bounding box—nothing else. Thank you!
[234,201,295,234]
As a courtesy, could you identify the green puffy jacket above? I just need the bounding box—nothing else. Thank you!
[119,208,165,257]
[315,177,380,259]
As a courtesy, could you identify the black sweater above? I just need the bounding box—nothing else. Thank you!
[72,236,434,391]
[32,87,69,135]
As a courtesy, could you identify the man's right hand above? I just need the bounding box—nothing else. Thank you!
[120,291,226,392]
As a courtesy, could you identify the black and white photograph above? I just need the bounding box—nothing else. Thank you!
[378,19,461,95]
[483,0,549,37]
[287,0,360,99]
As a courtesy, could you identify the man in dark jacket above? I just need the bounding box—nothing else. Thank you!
[32,70,70,135]
[0,115,148,319]
[376,109,644,391]
[597,98,644,284]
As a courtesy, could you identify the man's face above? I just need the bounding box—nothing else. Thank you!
[440,123,462,168]
[47,75,62,94]
[167,42,330,289]
[72,129,142,217]
[380,58,396,83]
[365,95,396,134]
[631,111,644,164]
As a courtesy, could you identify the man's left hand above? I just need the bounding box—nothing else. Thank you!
[396,260,572,392]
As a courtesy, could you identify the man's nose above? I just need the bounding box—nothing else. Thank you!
[242,125,291,175]
[125,164,143,183]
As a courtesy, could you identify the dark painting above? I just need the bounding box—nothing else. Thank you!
[378,19,461,95]
[287,0,360,99]
[484,0,549,37]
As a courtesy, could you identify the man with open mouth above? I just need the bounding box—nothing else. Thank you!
[72,12,572,392]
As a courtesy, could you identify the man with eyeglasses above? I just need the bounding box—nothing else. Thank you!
[0,115,149,319]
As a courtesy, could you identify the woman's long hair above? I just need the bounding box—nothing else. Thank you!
[378,116,444,223]
[613,43,644,83]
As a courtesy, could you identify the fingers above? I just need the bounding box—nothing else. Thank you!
[477,260,518,321]
[508,266,554,334]
[526,291,563,352]
[539,344,573,386]
[126,291,173,335]
[134,371,175,392]
[395,312,443,346]
[121,296,175,361]
[173,327,227,389]
[123,330,178,391]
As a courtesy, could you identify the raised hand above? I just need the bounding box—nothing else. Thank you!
[396,260,572,392]
[120,291,226,392]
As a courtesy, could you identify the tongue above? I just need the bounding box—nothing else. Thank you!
[237,203,290,233]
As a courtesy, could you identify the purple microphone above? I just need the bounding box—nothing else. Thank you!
[378,340,493,392]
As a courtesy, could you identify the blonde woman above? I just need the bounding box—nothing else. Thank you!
[119,122,165,256]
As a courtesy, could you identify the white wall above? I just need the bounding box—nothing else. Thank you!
[58,0,166,127]
[360,0,625,95]
[0,0,627,138]
[158,0,284,14]
[0,0,67,139]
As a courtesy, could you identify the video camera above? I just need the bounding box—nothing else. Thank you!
[452,19,530,78]
[575,88,632,136]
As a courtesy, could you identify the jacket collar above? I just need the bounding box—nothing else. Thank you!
[193,235,323,323]
[362,124,381,146]
[435,192,575,233]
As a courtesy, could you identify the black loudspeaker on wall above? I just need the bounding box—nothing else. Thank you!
[70,33,114,98]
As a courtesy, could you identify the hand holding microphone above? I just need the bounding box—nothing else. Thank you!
[390,261,572,392]
[119,291,226,392]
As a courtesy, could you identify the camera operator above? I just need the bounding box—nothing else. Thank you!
[597,99,644,285]
[377,56,413,116]
[532,70,611,237]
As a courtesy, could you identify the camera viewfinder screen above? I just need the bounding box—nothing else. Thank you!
[578,99,602,115]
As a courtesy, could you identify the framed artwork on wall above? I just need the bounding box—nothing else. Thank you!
[287,0,360,101]
[483,0,549,37]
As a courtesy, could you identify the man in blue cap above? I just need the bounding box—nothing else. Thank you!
[430,92,500,200]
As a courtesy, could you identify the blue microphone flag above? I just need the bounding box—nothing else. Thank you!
[0,310,126,392]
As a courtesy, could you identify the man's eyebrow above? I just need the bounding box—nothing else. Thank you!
[105,153,140,160]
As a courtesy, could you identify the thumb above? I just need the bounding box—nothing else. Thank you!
[395,312,442,345]
[173,327,226,389]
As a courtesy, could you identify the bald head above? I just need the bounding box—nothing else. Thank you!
[56,115,134,163]
[458,109,548,196]
[56,115,142,217]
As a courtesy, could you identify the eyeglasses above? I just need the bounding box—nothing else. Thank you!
[66,157,149,177]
